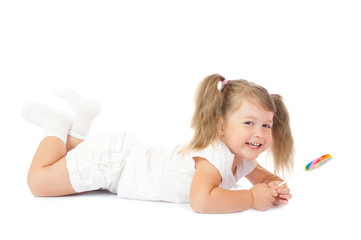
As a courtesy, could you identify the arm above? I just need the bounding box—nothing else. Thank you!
[190,157,253,213]
[246,164,283,185]
[190,158,276,213]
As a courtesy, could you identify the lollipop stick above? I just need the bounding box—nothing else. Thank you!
[278,154,332,187]
[278,170,304,186]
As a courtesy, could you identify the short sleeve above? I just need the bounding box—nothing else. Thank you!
[191,141,235,186]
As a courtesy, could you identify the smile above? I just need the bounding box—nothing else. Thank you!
[246,142,262,149]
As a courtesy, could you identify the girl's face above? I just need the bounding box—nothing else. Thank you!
[219,100,274,162]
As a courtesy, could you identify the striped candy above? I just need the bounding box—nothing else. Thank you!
[305,154,332,171]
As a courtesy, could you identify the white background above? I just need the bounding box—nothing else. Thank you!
[1,0,360,239]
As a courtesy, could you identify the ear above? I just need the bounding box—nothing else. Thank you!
[217,116,225,136]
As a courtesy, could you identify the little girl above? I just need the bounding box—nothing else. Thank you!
[22,74,294,213]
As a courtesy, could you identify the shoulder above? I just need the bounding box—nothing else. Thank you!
[191,140,234,180]
[192,140,233,160]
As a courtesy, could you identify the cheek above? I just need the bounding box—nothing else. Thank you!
[223,128,247,147]
[230,127,249,142]
[265,132,273,146]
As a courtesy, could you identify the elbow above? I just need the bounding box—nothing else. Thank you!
[190,194,212,214]
[190,200,204,213]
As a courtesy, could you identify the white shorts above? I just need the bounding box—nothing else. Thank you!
[66,132,138,193]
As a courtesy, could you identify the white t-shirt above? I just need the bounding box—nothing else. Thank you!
[116,135,257,203]
[192,141,257,190]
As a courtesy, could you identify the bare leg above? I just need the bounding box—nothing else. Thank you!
[23,91,101,196]
[66,135,84,152]
[27,136,76,197]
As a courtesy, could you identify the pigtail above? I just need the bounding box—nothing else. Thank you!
[183,74,295,177]
[271,94,294,175]
[187,74,225,150]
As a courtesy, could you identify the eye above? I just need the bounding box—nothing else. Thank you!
[244,121,254,126]
[263,124,272,129]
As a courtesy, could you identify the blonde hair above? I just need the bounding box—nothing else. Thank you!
[185,73,294,175]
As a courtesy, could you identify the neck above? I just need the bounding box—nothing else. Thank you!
[232,155,244,175]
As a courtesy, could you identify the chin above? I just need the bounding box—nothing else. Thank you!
[245,155,259,161]
[243,151,262,160]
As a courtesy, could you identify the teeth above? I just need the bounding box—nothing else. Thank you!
[247,142,261,148]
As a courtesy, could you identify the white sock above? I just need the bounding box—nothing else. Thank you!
[54,89,101,139]
[21,102,72,143]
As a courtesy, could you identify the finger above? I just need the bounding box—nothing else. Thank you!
[279,193,292,200]
[277,183,288,188]
[274,198,289,205]
[268,181,282,188]
[273,181,282,186]
[278,183,288,189]
[277,187,290,194]
[272,198,280,205]
[271,189,278,197]
[268,182,277,189]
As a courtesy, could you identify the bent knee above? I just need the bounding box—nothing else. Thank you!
[27,163,76,197]
[27,170,48,197]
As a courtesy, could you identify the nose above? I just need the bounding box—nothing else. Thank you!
[253,126,264,138]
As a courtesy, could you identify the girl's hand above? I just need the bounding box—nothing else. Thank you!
[250,183,278,211]
[268,181,292,205]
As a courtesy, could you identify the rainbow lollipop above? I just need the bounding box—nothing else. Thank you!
[279,154,332,186]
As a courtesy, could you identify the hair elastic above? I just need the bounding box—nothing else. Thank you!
[221,78,228,86]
